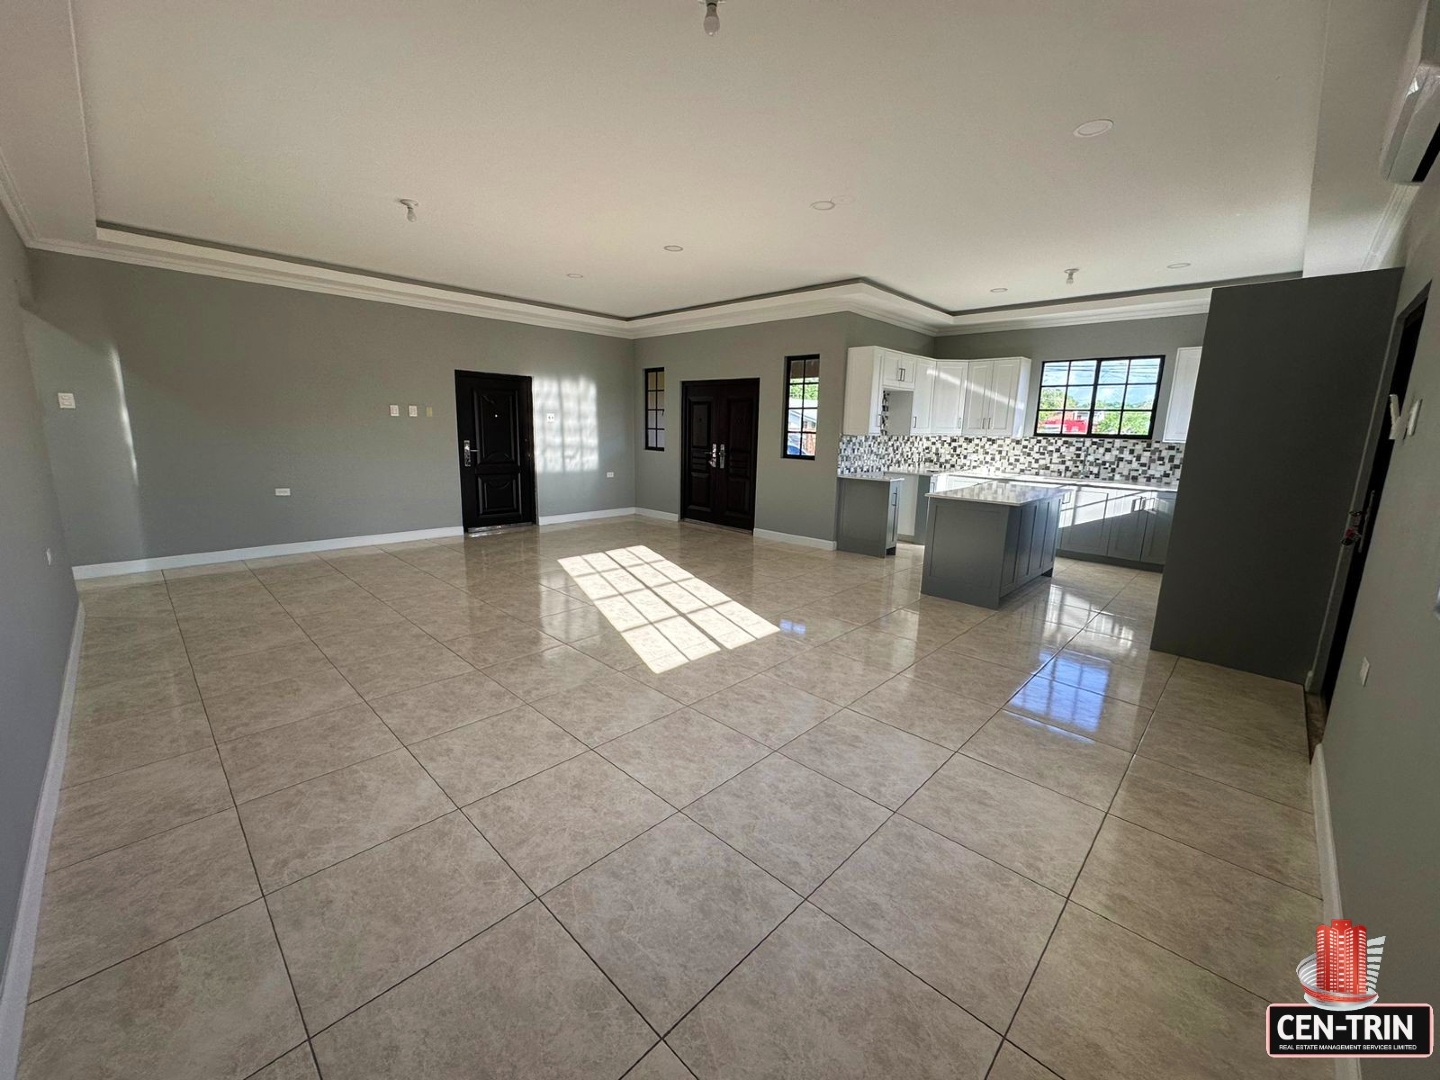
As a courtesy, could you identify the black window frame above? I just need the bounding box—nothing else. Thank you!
[1032,355,1166,439]
[782,355,820,460]
[643,367,665,451]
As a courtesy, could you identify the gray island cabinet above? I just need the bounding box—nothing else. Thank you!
[920,482,1067,607]
[834,474,905,556]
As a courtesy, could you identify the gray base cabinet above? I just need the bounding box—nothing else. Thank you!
[1057,487,1176,568]
[835,476,903,557]
[921,494,1062,608]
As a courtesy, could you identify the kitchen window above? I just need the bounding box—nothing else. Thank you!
[644,367,665,450]
[783,355,819,458]
[1034,356,1163,438]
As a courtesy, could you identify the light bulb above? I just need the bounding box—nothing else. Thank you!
[703,2,719,35]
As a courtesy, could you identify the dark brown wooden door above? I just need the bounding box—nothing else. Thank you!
[455,371,536,530]
[680,379,760,530]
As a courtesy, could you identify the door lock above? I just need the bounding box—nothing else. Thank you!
[718,443,727,470]
[462,439,472,467]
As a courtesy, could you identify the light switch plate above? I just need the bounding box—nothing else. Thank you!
[1358,656,1370,686]
[425,405,434,417]
[408,405,418,417]
[606,471,615,478]
[57,392,76,409]
[275,488,291,497]
[389,404,400,417]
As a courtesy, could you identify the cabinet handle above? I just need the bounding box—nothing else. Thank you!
[899,366,906,381]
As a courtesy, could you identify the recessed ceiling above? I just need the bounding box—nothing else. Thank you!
[60,0,1330,318]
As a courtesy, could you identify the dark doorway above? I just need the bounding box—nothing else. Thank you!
[680,378,760,531]
[454,371,537,531]
[1319,293,1426,700]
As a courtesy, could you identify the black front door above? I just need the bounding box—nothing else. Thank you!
[681,378,760,530]
[455,371,536,530]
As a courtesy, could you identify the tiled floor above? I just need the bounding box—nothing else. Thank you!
[22,518,1325,1079]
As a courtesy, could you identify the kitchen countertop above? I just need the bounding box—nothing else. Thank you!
[925,481,1071,506]
[835,471,908,482]
[896,469,1178,493]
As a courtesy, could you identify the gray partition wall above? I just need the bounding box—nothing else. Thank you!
[1152,269,1402,683]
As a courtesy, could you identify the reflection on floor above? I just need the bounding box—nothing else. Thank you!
[23,520,1323,1079]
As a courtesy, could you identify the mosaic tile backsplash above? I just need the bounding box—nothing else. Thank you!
[838,434,1185,484]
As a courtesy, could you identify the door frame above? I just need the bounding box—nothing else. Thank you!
[453,369,539,532]
[679,377,761,532]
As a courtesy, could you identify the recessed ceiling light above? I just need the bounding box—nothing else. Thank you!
[1167,261,1192,269]
[810,199,837,211]
[1073,119,1114,138]
[566,273,585,279]
[664,245,684,252]
[989,287,1008,294]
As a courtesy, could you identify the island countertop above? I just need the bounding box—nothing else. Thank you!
[925,480,1071,506]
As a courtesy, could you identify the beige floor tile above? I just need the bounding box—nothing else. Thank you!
[823,626,925,673]
[530,670,684,746]
[48,746,233,869]
[267,812,529,1032]
[869,604,985,647]
[1040,648,1173,709]
[668,902,999,1079]
[691,673,841,749]
[409,705,586,805]
[772,609,860,645]
[239,749,454,890]
[393,600,511,641]
[780,711,950,810]
[627,1041,693,1080]
[989,1043,1063,1080]
[76,571,167,592]
[443,623,564,667]
[812,816,1063,1030]
[368,671,523,744]
[1168,657,1301,712]
[179,612,310,665]
[204,668,363,741]
[546,816,799,1031]
[1110,757,1319,895]
[626,651,754,704]
[248,1044,319,1079]
[18,902,304,1080]
[287,598,407,638]
[535,604,613,643]
[570,628,645,669]
[63,701,213,787]
[80,613,180,655]
[310,902,652,1079]
[1080,610,1157,646]
[848,675,995,749]
[1138,715,1310,809]
[1151,677,1308,754]
[596,709,770,808]
[29,810,258,1000]
[192,640,333,697]
[768,647,896,706]
[464,752,674,893]
[1009,904,1316,1080]
[899,754,1103,893]
[942,620,1074,675]
[219,702,400,803]
[72,668,199,726]
[961,711,1132,810]
[311,620,437,666]
[79,582,174,619]
[170,587,286,623]
[1005,673,1152,751]
[333,640,474,699]
[686,755,890,894]
[722,630,813,673]
[1071,817,1321,1002]
[481,643,610,700]
[77,636,191,691]
[904,650,1033,706]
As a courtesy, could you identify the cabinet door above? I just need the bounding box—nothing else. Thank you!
[1104,491,1148,561]
[1058,486,1110,555]
[930,361,966,434]
[988,358,1028,437]
[881,350,916,389]
[886,484,901,550]
[961,361,994,436]
[911,359,936,432]
[1141,492,1176,564]
[1161,347,1201,442]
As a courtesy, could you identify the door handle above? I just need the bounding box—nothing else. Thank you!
[710,443,718,468]
[718,443,727,470]
[462,439,472,467]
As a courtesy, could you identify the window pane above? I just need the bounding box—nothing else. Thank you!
[1098,359,1129,383]
[801,413,816,432]
[1094,385,1124,410]
[1063,411,1090,434]
[1091,410,1120,435]
[1068,360,1097,385]
[784,357,819,457]
[1036,410,1063,433]
[1129,357,1161,382]
[804,357,819,380]
[801,432,816,456]
[1064,385,1094,410]
[1040,363,1069,386]
[1039,387,1065,410]
[654,429,665,449]
[1124,383,1157,410]
[1119,411,1151,435]
[644,368,665,450]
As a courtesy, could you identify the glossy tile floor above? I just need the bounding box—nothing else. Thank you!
[23,518,1325,1079]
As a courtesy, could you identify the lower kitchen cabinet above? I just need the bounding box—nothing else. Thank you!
[1057,486,1176,568]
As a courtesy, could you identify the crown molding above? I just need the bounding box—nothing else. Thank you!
[938,294,1214,335]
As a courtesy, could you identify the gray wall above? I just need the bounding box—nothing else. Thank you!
[1323,188,1440,1079]
[25,253,637,566]
[1152,270,1402,682]
[936,313,1209,437]
[0,216,77,978]
[632,313,934,542]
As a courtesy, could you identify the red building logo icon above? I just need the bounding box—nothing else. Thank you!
[1297,919,1385,1011]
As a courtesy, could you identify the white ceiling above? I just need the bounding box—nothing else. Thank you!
[62,0,1334,319]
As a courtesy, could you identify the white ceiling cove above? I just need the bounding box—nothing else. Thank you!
[61,0,1333,320]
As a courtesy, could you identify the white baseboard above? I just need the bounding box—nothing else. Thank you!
[0,602,84,1080]
[1311,744,1344,924]
[71,526,465,579]
[753,527,837,550]
[634,507,680,522]
[536,507,639,526]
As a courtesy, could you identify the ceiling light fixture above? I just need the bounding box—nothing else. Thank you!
[397,198,419,222]
[1073,119,1114,138]
[1167,261,1192,269]
[664,244,684,252]
[990,287,1008,294]
[810,199,837,211]
[701,0,721,36]
[1064,267,1079,285]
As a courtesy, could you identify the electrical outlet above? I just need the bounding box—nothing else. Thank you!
[57,392,76,409]
[1359,656,1370,686]
[275,488,291,497]
[408,405,419,417]
[389,404,400,417]
[606,471,615,478]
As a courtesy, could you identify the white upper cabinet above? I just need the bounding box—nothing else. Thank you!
[1161,346,1202,442]
[960,357,1032,438]
[960,360,995,437]
[880,349,918,389]
[844,348,1030,438]
[929,360,967,434]
[911,358,936,432]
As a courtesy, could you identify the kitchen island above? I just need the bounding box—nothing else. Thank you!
[920,481,1068,607]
